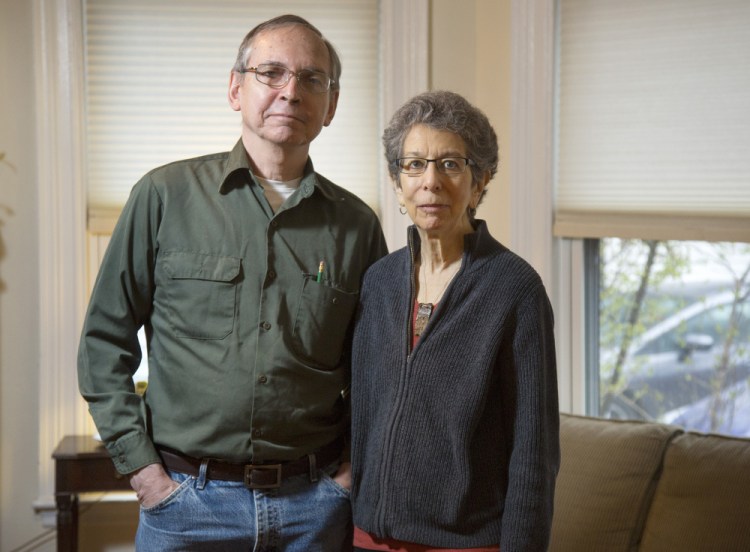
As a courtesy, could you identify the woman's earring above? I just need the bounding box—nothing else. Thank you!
[399,206,407,215]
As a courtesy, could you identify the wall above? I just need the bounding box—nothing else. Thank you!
[0,1,513,550]
[431,0,512,245]
[0,0,44,550]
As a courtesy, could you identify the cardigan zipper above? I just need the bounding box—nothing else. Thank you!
[373,229,419,533]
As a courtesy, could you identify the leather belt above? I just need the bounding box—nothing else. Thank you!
[157,437,343,489]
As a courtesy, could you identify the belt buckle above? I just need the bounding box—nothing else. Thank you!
[244,463,282,489]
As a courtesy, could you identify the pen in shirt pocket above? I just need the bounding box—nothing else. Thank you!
[316,260,325,282]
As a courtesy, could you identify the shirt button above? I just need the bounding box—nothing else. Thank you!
[258,375,268,384]
[252,428,262,438]
[270,220,278,228]
[260,321,271,331]
[267,270,276,280]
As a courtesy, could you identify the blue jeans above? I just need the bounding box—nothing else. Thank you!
[136,461,352,552]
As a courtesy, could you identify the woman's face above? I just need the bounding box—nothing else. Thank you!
[395,124,486,240]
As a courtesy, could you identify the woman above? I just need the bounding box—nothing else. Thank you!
[350,91,560,552]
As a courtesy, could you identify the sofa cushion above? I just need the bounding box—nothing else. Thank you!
[639,431,750,552]
[549,414,682,552]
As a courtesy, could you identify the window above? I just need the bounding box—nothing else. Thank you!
[590,239,750,436]
[556,1,750,436]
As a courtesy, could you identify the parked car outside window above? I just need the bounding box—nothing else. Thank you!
[595,239,750,437]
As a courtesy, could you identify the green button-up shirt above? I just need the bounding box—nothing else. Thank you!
[78,139,388,474]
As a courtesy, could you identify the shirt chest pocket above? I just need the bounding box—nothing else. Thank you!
[292,276,358,369]
[160,251,241,340]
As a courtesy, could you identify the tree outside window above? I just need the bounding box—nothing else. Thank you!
[594,239,750,437]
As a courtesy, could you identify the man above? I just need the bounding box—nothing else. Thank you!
[78,14,387,551]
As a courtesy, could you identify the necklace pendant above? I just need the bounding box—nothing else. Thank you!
[414,302,433,336]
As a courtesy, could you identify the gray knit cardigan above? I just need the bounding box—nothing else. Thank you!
[350,220,560,551]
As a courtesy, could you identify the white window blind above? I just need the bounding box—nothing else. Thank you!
[85,0,379,231]
[555,0,750,242]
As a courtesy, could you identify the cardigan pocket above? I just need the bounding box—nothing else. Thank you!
[159,251,241,339]
[291,274,358,369]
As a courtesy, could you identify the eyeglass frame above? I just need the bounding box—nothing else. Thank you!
[395,156,476,177]
[238,64,336,95]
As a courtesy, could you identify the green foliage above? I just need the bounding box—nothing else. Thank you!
[599,239,690,382]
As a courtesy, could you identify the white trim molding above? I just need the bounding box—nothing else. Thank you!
[511,0,585,413]
[510,0,556,287]
[33,0,90,512]
[378,0,429,252]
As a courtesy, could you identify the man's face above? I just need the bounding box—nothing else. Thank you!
[228,25,339,151]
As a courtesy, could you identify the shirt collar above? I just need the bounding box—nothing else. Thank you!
[219,138,333,202]
[219,139,254,193]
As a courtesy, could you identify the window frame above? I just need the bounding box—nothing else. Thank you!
[556,0,750,425]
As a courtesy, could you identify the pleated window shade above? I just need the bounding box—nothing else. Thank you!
[85,0,379,232]
[555,0,750,242]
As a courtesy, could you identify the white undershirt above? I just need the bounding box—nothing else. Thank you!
[254,173,302,213]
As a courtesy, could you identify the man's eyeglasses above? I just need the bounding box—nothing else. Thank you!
[240,64,335,95]
[396,157,475,176]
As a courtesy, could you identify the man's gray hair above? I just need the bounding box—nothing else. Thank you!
[232,14,341,91]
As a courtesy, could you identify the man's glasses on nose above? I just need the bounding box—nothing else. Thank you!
[396,157,475,176]
[240,64,335,95]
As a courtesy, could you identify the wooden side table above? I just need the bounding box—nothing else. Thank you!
[52,435,133,552]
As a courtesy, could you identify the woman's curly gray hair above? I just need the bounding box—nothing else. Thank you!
[383,90,499,206]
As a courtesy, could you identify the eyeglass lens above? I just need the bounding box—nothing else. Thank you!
[398,157,470,175]
[251,64,331,94]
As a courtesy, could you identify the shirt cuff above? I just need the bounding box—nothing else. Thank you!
[105,431,162,475]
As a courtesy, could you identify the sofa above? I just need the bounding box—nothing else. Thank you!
[548,413,750,552]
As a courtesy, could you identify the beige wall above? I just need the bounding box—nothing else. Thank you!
[431,0,512,245]
[0,1,513,550]
[0,1,44,550]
